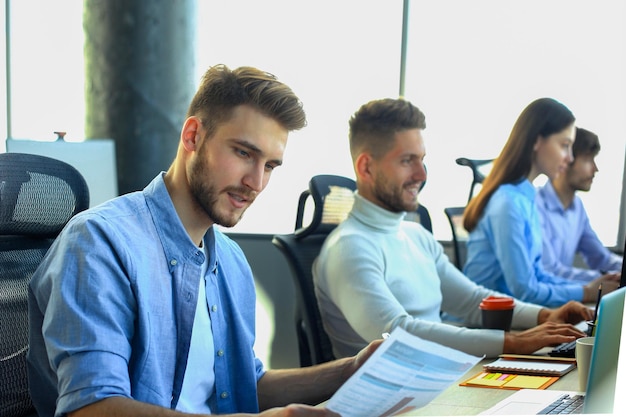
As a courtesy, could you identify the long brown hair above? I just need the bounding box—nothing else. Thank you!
[463,98,575,232]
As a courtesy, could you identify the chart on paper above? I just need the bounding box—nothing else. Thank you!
[326,328,482,417]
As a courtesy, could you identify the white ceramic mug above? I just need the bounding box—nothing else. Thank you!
[575,336,595,392]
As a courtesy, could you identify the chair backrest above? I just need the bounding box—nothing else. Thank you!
[296,174,433,234]
[455,157,494,203]
[444,206,468,270]
[273,174,357,366]
[294,174,357,237]
[1,152,89,417]
[405,204,433,234]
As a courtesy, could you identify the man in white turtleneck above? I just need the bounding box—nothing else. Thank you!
[313,98,592,359]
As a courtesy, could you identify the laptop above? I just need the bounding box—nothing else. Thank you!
[481,284,625,415]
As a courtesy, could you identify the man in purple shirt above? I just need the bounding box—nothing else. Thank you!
[537,127,623,283]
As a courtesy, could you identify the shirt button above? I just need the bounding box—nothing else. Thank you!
[220,391,228,399]
[211,305,218,312]
[170,259,177,266]
[217,349,224,356]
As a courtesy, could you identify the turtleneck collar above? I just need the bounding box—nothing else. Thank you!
[349,192,407,232]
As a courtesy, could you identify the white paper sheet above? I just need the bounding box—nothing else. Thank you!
[326,327,483,417]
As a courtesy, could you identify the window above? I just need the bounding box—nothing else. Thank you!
[3,0,625,246]
[402,0,626,247]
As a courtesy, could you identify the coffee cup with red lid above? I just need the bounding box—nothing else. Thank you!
[479,296,515,331]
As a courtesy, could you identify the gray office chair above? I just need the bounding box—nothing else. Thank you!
[1,153,90,417]
[273,174,356,367]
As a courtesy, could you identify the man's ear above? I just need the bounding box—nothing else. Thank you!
[355,153,374,181]
[181,117,202,152]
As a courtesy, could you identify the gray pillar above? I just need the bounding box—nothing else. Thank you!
[83,0,197,194]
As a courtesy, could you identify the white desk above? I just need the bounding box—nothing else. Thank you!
[401,357,579,416]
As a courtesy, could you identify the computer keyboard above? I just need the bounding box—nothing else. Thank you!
[549,340,577,358]
[538,394,584,414]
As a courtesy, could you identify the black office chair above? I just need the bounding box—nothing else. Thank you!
[405,204,433,234]
[444,206,469,270]
[1,153,90,417]
[455,157,494,203]
[272,174,356,367]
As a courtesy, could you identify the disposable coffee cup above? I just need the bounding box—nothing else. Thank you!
[479,296,515,331]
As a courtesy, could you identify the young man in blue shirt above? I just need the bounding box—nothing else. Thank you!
[27,64,379,417]
[536,127,622,282]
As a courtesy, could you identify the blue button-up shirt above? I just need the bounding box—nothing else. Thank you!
[463,179,583,307]
[536,181,623,282]
[28,173,264,417]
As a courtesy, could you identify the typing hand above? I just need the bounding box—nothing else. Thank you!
[583,274,620,303]
[503,322,586,355]
[538,300,593,325]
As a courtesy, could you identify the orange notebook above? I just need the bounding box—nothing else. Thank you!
[459,371,559,390]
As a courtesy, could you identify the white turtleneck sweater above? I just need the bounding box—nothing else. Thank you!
[313,192,543,359]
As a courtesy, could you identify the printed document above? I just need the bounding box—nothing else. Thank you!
[326,327,482,417]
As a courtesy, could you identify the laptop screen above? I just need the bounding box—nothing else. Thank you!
[619,239,626,288]
[583,286,625,413]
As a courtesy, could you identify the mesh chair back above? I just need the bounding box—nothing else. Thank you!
[1,153,89,417]
[294,174,357,237]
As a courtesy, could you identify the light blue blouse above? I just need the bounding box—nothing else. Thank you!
[463,179,583,307]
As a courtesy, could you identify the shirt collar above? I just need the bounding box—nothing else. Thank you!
[515,177,537,201]
[143,172,214,265]
[539,180,566,213]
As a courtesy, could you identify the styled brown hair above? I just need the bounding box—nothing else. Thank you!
[463,98,575,232]
[572,127,600,159]
[348,98,426,162]
[187,64,306,138]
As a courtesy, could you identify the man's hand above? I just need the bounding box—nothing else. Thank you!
[259,404,341,416]
[342,339,384,380]
[537,300,593,325]
[257,338,383,411]
[583,273,621,303]
[503,322,587,354]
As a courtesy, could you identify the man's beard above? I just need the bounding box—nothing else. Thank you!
[189,157,252,228]
[372,174,419,213]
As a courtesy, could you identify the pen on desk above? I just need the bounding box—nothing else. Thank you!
[593,284,602,321]
[588,284,602,336]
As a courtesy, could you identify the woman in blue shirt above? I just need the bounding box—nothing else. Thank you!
[462,98,619,307]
